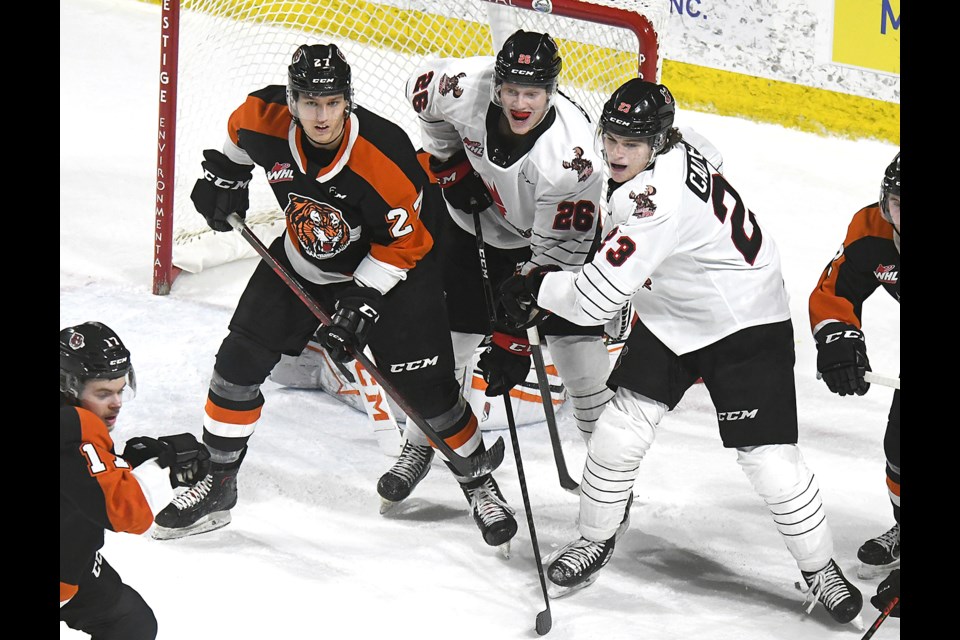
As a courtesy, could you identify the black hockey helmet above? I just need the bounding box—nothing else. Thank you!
[599,79,676,164]
[287,44,353,115]
[60,321,136,399]
[879,151,900,224]
[493,30,562,108]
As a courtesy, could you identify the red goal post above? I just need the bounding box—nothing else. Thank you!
[153,0,666,295]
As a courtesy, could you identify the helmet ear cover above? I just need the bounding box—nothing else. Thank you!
[60,322,136,399]
[287,43,353,118]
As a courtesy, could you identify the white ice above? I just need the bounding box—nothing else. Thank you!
[61,1,900,638]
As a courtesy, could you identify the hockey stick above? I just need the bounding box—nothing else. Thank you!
[504,393,553,635]
[864,371,900,390]
[527,325,580,493]
[226,214,504,479]
[860,596,899,640]
[471,213,552,633]
[470,213,578,493]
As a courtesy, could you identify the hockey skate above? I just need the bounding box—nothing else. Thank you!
[798,559,864,628]
[544,535,615,599]
[377,440,434,514]
[461,475,518,558]
[152,455,241,540]
[857,523,899,579]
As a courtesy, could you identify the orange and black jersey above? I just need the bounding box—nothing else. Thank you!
[59,403,171,604]
[226,87,433,292]
[809,204,900,333]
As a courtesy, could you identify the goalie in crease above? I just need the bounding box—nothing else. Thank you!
[152,43,518,553]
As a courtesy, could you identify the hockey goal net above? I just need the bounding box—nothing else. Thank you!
[154,0,666,294]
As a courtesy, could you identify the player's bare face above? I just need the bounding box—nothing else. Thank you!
[80,377,127,431]
[296,94,348,148]
[886,194,900,233]
[499,83,549,134]
[602,132,653,183]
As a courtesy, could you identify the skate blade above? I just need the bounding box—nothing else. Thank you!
[498,541,511,560]
[848,614,865,632]
[151,511,231,540]
[856,558,900,580]
[379,498,398,515]
[546,574,598,599]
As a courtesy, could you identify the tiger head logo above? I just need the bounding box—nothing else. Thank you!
[286,194,350,259]
[439,72,467,98]
[628,185,657,219]
[562,146,594,183]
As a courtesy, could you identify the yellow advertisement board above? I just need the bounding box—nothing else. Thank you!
[833,0,900,75]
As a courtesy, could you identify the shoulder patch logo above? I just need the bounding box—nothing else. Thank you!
[874,263,899,284]
[562,146,594,182]
[439,72,467,98]
[464,137,484,157]
[266,162,295,184]
[286,194,350,259]
[629,185,658,219]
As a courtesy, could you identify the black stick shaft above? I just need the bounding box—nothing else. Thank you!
[227,214,503,478]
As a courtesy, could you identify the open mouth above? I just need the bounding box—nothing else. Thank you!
[510,110,532,122]
[609,163,628,172]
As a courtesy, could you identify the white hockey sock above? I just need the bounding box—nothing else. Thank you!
[578,389,662,541]
[736,444,834,572]
[546,334,614,442]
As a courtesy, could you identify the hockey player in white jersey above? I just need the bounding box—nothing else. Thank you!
[497,79,864,626]
[377,31,615,509]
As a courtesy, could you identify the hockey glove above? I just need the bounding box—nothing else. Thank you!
[429,151,493,215]
[122,433,211,488]
[477,331,532,397]
[870,569,900,617]
[814,322,871,396]
[498,265,561,331]
[190,149,254,232]
[316,286,383,363]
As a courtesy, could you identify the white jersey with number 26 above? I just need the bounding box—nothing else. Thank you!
[407,56,603,274]
[536,137,791,354]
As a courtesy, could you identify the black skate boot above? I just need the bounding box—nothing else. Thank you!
[857,523,899,579]
[152,450,244,540]
[545,535,615,598]
[799,559,864,626]
[377,440,434,514]
[461,475,518,557]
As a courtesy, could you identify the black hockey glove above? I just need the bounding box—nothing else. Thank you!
[814,322,871,396]
[498,265,561,331]
[122,433,211,488]
[477,330,532,397]
[870,569,900,617]
[316,286,383,363]
[190,149,254,232]
[429,151,493,215]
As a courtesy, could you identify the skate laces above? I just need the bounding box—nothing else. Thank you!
[870,523,900,553]
[467,479,515,525]
[554,538,609,573]
[169,474,213,510]
[801,561,854,614]
[388,443,433,483]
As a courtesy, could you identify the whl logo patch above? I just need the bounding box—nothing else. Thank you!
[464,137,484,157]
[266,162,295,183]
[874,264,899,284]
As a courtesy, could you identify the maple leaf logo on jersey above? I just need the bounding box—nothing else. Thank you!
[873,263,899,284]
[286,194,351,259]
[562,146,594,183]
[266,162,295,183]
[438,72,467,98]
[463,137,484,157]
[628,185,658,218]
